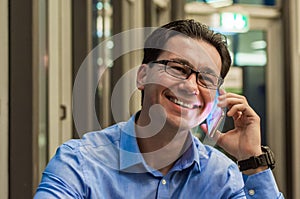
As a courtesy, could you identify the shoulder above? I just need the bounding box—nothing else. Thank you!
[37,120,133,198]
[49,122,128,169]
[63,122,126,150]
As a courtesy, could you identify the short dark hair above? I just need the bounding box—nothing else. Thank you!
[141,19,232,105]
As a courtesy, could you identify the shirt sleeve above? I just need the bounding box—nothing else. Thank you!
[34,142,86,199]
[243,169,284,199]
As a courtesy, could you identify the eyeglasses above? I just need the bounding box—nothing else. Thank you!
[149,60,224,90]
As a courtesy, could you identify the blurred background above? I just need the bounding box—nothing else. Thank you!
[1,0,300,198]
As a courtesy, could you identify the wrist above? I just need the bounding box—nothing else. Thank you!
[242,165,268,175]
[237,148,263,161]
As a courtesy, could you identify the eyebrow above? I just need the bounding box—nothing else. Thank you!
[170,57,219,75]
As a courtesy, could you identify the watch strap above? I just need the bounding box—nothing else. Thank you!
[237,146,275,171]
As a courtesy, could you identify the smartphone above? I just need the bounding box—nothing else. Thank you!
[206,90,226,138]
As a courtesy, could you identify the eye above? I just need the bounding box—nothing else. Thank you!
[167,62,189,76]
[197,73,217,86]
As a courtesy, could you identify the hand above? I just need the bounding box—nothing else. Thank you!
[210,91,263,161]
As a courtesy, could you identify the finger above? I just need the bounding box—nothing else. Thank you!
[200,123,208,134]
[221,92,247,100]
[217,97,243,111]
[219,93,250,106]
[232,111,243,120]
[218,97,252,114]
[218,92,243,101]
[221,95,246,105]
[226,104,247,117]
[218,88,227,95]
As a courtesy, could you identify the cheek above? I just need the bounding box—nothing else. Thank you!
[145,72,169,90]
[143,83,165,104]
[202,101,214,118]
[147,71,173,87]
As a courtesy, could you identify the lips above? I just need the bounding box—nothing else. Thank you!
[167,96,201,109]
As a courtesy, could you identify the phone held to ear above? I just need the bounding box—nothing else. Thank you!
[206,90,226,138]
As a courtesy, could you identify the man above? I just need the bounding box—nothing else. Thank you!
[35,19,284,198]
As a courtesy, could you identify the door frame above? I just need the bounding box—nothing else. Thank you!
[48,0,73,158]
[0,0,9,197]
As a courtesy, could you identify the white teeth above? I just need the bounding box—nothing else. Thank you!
[172,98,194,109]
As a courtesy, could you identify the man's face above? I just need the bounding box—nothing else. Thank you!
[138,35,222,130]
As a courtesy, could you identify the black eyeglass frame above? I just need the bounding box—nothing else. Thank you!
[149,59,224,90]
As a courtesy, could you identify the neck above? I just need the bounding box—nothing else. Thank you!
[135,109,192,175]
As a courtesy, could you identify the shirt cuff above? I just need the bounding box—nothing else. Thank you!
[242,169,282,198]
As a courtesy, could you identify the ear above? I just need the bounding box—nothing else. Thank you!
[136,64,148,90]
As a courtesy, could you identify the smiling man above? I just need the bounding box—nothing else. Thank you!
[35,19,284,198]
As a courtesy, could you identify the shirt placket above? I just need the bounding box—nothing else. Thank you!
[156,177,170,199]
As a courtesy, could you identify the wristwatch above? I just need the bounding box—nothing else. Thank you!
[237,146,275,171]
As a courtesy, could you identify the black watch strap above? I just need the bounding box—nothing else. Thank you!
[237,146,275,171]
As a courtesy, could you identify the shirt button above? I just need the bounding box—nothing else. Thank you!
[162,179,167,185]
[248,189,255,195]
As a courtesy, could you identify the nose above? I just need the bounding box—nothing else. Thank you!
[180,73,199,95]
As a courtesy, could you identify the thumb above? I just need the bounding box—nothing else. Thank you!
[200,122,223,142]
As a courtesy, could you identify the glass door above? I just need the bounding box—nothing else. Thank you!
[185,2,286,195]
[223,30,268,144]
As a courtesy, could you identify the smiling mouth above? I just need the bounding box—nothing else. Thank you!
[168,97,201,109]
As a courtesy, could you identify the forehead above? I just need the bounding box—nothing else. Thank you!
[161,35,222,73]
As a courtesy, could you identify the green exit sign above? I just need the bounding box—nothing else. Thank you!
[220,12,249,32]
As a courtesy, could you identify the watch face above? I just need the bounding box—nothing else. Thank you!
[262,146,275,169]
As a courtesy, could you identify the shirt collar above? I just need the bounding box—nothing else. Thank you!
[119,112,202,173]
[119,113,145,171]
[170,133,201,173]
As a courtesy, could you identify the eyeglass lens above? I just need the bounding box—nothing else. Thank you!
[164,61,219,89]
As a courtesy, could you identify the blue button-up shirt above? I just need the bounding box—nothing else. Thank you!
[35,113,284,199]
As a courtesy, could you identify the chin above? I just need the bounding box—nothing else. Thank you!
[167,116,200,131]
